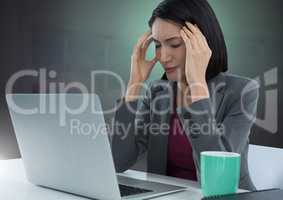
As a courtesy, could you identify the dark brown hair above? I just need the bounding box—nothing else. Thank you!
[148,0,228,81]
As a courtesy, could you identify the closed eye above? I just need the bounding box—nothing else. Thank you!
[155,42,182,49]
[171,44,182,48]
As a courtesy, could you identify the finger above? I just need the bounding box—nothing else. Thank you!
[193,24,211,53]
[134,31,151,58]
[147,56,158,69]
[182,26,198,50]
[141,35,153,58]
[142,34,153,49]
[200,33,210,50]
[138,31,151,47]
[180,29,193,53]
[185,22,205,50]
[193,24,208,49]
[185,22,199,35]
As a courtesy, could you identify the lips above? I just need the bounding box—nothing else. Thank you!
[165,66,178,73]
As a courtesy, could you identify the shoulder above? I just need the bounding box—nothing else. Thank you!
[221,73,259,100]
[223,73,259,91]
[219,73,260,115]
[146,72,259,100]
[148,73,259,93]
[206,73,260,119]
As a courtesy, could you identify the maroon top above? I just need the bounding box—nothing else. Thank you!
[166,95,197,181]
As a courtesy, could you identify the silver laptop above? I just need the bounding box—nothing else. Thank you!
[6,93,186,200]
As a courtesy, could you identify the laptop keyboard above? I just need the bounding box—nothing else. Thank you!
[118,184,153,197]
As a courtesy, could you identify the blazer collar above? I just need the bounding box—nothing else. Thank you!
[154,72,226,95]
[153,72,227,116]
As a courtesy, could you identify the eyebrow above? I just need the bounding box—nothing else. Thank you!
[152,36,181,43]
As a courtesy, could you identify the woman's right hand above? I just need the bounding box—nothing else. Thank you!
[129,31,158,84]
[125,31,158,102]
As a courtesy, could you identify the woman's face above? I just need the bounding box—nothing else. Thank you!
[151,18,186,81]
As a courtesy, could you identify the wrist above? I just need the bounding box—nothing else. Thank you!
[185,71,206,85]
[125,81,143,102]
[128,78,143,86]
[189,82,209,103]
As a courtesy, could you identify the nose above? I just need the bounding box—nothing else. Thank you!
[159,47,172,63]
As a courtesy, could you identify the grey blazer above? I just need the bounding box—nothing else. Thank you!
[111,72,259,191]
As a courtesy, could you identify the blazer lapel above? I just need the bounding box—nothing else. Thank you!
[147,81,175,175]
[207,73,226,120]
[147,73,227,175]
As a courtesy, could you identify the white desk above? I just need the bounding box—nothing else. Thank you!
[0,159,203,200]
[0,159,204,200]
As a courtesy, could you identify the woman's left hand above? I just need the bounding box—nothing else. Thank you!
[180,22,212,102]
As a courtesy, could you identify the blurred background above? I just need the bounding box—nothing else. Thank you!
[0,0,282,162]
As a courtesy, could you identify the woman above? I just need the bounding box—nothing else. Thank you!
[111,0,259,191]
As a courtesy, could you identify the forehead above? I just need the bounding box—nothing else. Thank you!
[151,18,182,41]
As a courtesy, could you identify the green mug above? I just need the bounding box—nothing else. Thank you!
[201,151,241,197]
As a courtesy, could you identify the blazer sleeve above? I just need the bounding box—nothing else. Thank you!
[176,80,259,180]
[110,85,151,173]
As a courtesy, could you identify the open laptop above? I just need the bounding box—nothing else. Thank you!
[6,93,186,200]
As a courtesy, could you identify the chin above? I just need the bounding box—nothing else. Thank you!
[165,71,184,81]
[165,73,179,81]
